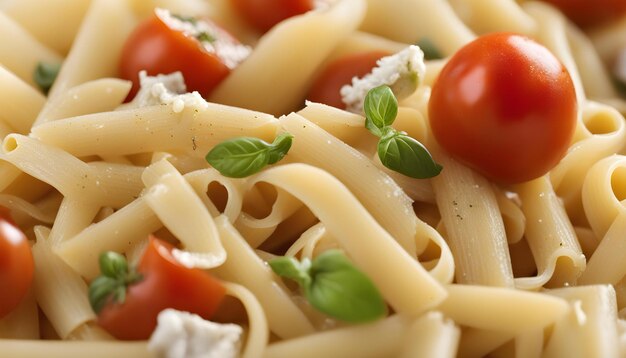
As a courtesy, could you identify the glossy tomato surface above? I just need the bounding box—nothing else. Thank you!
[0,218,34,319]
[230,0,314,33]
[429,33,577,184]
[97,237,226,340]
[119,14,231,100]
[540,0,626,28]
[308,51,390,109]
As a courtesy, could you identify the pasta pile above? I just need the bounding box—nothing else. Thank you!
[0,0,625,357]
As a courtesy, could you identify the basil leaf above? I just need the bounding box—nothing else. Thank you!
[99,251,128,278]
[364,85,398,136]
[33,62,61,95]
[270,250,386,323]
[378,129,443,179]
[416,38,442,60]
[88,276,119,313]
[268,256,311,288]
[267,133,294,164]
[307,250,386,323]
[206,134,292,178]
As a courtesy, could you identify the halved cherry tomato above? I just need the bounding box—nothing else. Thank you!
[95,237,226,340]
[429,33,577,184]
[230,0,314,33]
[0,217,34,319]
[540,0,626,28]
[120,12,243,100]
[307,51,391,109]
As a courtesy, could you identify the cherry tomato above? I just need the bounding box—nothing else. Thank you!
[0,218,34,319]
[540,0,626,28]
[428,33,577,184]
[120,13,241,100]
[0,206,15,226]
[230,0,314,33]
[308,51,391,109]
[97,237,226,340]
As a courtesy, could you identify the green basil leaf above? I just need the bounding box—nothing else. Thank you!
[206,134,292,178]
[33,62,61,95]
[269,256,311,288]
[267,133,294,164]
[416,38,442,60]
[364,117,383,137]
[88,276,119,314]
[307,250,386,323]
[378,130,443,179]
[207,137,271,178]
[364,85,398,135]
[99,251,128,278]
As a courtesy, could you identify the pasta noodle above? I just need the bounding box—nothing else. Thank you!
[0,0,625,356]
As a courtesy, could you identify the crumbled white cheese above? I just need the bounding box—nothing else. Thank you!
[148,309,243,358]
[340,45,426,113]
[615,47,626,83]
[155,8,251,69]
[172,248,226,269]
[127,71,209,113]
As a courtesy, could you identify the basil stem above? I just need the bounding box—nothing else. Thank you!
[268,256,311,288]
[88,252,142,314]
[269,250,386,323]
[205,133,293,178]
[33,62,61,95]
[363,85,443,179]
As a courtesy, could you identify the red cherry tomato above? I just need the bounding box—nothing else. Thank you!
[308,51,391,109]
[97,237,226,340]
[0,218,34,319]
[429,33,577,184]
[230,0,314,33]
[120,13,240,100]
[540,0,626,28]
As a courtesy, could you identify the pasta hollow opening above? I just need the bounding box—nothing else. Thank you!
[611,166,626,202]
[583,111,621,135]
[207,181,228,213]
[2,136,18,153]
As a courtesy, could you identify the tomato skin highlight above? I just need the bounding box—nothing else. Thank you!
[540,0,626,28]
[230,0,314,33]
[119,15,232,100]
[96,237,226,340]
[308,51,391,109]
[428,33,577,184]
[0,218,34,319]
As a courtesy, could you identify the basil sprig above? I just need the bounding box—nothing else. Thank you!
[365,85,442,178]
[33,62,61,95]
[205,133,293,178]
[269,250,386,323]
[88,252,142,314]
